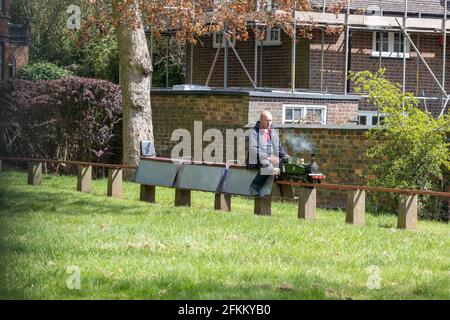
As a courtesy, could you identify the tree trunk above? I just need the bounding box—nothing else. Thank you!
[113,0,153,171]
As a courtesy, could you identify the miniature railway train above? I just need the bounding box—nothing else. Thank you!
[278,155,326,183]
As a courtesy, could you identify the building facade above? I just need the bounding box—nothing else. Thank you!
[0,0,28,81]
[176,0,450,124]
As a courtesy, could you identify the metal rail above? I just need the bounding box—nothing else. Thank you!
[1,156,449,198]
[276,180,450,198]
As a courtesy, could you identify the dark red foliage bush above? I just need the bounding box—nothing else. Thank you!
[0,77,122,172]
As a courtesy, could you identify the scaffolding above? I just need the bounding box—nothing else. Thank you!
[157,0,450,115]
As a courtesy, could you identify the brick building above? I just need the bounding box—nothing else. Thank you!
[160,0,450,124]
[0,0,28,81]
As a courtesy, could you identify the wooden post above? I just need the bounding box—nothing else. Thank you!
[346,189,365,226]
[175,189,191,207]
[215,193,231,212]
[0,160,2,171]
[27,162,42,186]
[77,165,92,193]
[254,197,271,216]
[107,168,122,198]
[398,195,418,230]
[140,185,156,203]
[298,187,316,220]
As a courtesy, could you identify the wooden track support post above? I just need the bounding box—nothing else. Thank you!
[215,193,231,212]
[254,197,271,216]
[27,162,42,186]
[140,185,156,203]
[175,189,191,207]
[107,168,123,198]
[398,195,418,230]
[77,165,92,193]
[298,187,316,220]
[346,189,365,226]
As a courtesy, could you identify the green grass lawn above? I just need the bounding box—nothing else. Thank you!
[0,168,449,300]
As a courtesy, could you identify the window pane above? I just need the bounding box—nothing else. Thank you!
[358,115,367,125]
[293,109,303,120]
[372,116,379,125]
[285,108,293,120]
[306,108,323,122]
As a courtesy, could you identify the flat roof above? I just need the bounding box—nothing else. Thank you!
[150,88,361,101]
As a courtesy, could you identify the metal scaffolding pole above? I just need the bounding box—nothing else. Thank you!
[344,1,350,94]
[441,1,449,115]
[291,22,297,93]
[166,35,170,88]
[254,33,258,86]
[205,41,222,87]
[396,19,448,98]
[228,39,257,88]
[403,0,407,96]
[379,30,382,69]
[320,29,324,91]
[190,42,194,84]
[260,36,263,87]
[224,32,229,89]
[442,1,447,99]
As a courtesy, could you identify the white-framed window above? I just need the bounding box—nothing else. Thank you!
[257,0,278,12]
[357,111,385,125]
[372,32,410,59]
[213,32,236,48]
[256,28,281,46]
[283,105,327,125]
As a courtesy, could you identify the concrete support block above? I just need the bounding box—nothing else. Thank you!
[398,195,418,230]
[77,165,92,193]
[140,185,156,203]
[298,187,316,220]
[107,168,123,198]
[175,189,191,207]
[346,189,365,226]
[214,193,231,211]
[254,197,271,216]
[27,162,42,186]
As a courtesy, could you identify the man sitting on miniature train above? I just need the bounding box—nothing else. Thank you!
[246,111,290,195]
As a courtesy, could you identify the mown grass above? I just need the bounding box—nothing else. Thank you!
[0,168,449,300]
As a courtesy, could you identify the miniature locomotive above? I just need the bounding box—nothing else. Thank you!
[278,154,326,183]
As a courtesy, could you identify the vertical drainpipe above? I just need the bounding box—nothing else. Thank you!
[344,0,350,94]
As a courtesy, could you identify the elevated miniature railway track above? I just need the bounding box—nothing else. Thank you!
[1,156,449,198]
[1,156,448,230]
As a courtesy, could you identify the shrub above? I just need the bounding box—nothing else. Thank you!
[0,77,122,173]
[350,69,450,220]
[17,62,71,81]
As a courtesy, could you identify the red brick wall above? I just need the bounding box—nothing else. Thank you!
[186,32,309,89]
[249,96,359,125]
[279,127,371,208]
[0,0,10,81]
[151,93,249,160]
[309,30,346,93]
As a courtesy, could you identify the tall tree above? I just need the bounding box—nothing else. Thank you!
[112,0,153,168]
